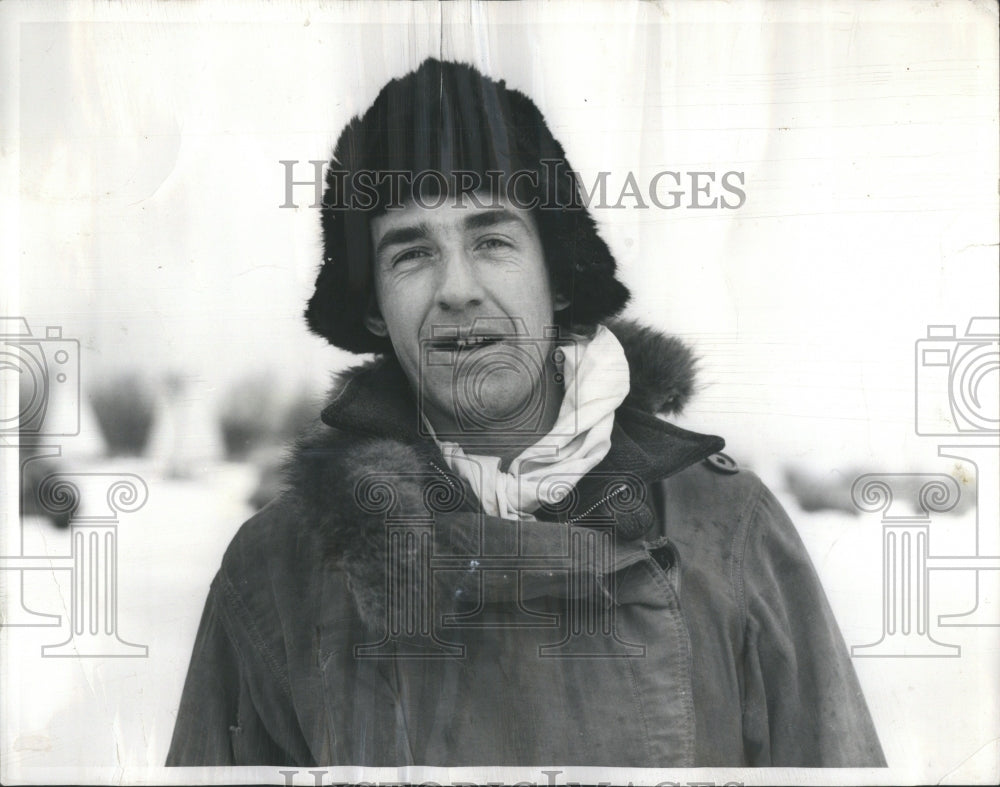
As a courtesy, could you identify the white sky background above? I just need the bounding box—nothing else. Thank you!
[5,0,998,473]
[1,0,999,785]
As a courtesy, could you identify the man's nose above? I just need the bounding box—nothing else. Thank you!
[436,248,485,312]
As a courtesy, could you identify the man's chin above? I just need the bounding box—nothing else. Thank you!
[460,387,541,431]
[422,376,545,437]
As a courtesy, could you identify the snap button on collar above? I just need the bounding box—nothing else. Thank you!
[704,452,739,474]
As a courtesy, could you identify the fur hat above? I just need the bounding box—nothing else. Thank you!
[305,57,631,354]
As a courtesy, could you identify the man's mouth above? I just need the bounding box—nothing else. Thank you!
[430,335,505,351]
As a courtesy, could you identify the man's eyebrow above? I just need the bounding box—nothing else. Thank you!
[374,223,430,257]
[463,210,526,232]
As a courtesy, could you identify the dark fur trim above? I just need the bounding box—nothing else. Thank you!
[286,432,438,631]
[608,319,696,416]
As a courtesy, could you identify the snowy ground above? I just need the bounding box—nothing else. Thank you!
[2,458,255,770]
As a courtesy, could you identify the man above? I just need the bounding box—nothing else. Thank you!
[167,58,885,767]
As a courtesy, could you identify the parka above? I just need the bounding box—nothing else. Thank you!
[166,321,885,768]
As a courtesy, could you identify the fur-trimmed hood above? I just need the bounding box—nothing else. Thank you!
[284,319,722,631]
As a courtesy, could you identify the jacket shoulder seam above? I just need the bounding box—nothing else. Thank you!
[216,566,294,701]
[729,476,766,731]
[730,475,767,645]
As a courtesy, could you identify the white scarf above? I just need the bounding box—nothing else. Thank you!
[432,325,630,520]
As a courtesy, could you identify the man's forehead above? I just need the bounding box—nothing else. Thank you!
[371,195,533,239]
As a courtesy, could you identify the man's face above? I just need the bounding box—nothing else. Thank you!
[368,194,564,439]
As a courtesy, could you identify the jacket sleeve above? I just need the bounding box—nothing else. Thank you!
[165,578,288,766]
[738,482,886,767]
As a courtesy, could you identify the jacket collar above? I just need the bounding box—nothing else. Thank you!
[319,319,724,492]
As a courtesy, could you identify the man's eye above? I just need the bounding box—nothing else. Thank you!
[393,248,430,266]
[476,237,511,251]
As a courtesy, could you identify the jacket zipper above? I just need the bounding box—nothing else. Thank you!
[567,484,627,525]
[429,460,458,491]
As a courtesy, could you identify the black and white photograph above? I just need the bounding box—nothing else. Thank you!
[1,1,998,785]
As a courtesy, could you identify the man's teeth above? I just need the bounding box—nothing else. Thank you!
[455,336,501,347]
